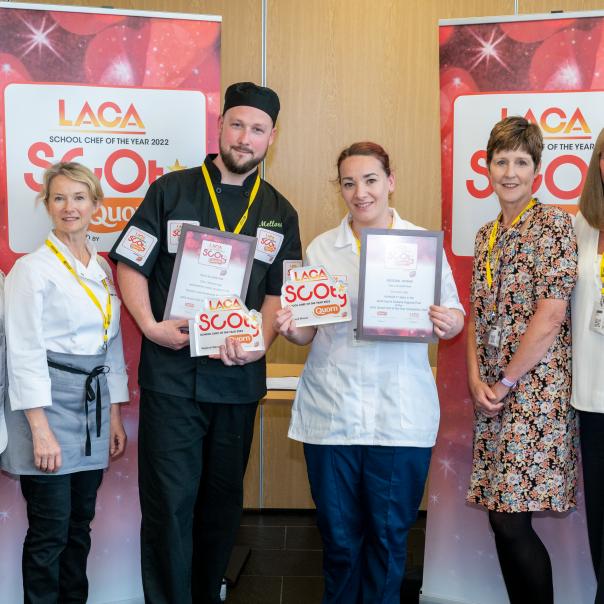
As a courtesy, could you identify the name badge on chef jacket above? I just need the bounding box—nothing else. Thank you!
[167,220,200,253]
[254,228,284,264]
[590,298,604,335]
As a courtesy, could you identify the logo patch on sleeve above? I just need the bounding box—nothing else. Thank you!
[254,228,284,264]
[116,226,158,266]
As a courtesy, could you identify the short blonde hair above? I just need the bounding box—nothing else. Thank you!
[578,128,604,230]
[486,116,543,170]
[38,162,104,206]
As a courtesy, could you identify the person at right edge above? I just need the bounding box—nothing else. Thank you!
[466,116,578,604]
[572,127,604,603]
[109,83,302,604]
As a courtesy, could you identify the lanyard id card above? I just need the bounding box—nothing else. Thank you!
[590,297,604,335]
[487,321,503,348]
[593,255,604,335]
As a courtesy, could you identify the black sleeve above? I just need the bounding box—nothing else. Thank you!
[108,180,164,278]
[264,204,302,296]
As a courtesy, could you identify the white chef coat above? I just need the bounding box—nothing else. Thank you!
[571,211,604,412]
[5,232,129,411]
[288,210,464,447]
[0,271,7,454]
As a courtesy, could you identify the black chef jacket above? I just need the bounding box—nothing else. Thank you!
[109,154,302,403]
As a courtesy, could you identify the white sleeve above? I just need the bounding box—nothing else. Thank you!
[5,260,52,410]
[440,251,465,313]
[105,331,129,404]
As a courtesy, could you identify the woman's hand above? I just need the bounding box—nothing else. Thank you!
[429,305,464,340]
[274,307,298,339]
[468,376,504,418]
[25,408,62,472]
[273,307,317,346]
[109,404,127,458]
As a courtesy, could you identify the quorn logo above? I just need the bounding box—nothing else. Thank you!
[90,198,142,233]
[314,304,340,316]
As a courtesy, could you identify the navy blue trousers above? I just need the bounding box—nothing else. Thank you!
[304,444,431,604]
[20,470,103,604]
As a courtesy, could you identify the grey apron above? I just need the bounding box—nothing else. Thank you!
[1,350,110,475]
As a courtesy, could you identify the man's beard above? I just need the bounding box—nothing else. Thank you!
[219,142,267,175]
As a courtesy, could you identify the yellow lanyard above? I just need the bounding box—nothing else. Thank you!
[46,239,112,347]
[599,253,604,297]
[201,163,261,234]
[351,214,394,254]
[486,199,536,288]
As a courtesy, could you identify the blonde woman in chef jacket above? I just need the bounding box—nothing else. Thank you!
[572,127,604,604]
[0,162,128,604]
[274,141,464,604]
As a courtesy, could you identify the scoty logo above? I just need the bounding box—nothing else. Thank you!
[125,229,150,253]
[501,106,591,140]
[58,99,146,134]
[90,198,142,233]
[260,234,277,253]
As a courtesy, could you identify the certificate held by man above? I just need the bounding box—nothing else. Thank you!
[164,224,256,320]
[357,229,443,342]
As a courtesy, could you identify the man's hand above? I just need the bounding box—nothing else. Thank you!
[144,319,190,350]
[211,337,265,366]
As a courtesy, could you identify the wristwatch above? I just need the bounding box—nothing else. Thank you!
[500,374,517,389]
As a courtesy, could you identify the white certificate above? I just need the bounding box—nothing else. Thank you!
[164,225,256,320]
[357,229,443,342]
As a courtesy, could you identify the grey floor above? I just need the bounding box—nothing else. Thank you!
[226,510,426,604]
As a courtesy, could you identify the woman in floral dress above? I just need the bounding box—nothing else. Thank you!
[466,116,578,604]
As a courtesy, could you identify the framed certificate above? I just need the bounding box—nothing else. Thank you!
[163,225,256,320]
[357,229,443,342]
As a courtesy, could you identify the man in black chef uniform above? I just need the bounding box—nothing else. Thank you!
[110,82,302,604]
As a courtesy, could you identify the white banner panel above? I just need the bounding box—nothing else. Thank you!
[5,83,206,252]
[452,91,602,256]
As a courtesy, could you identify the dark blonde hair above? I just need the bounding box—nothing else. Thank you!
[578,128,604,229]
[486,116,543,169]
[336,141,392,180]
[37,162,103,206]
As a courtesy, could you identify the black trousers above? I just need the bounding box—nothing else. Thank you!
[138,389,258,604]
[20,469,103,604]
[579,409,604,603]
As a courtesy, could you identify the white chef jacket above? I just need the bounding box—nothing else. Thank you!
[5,232,129,411]
[0,271,7,454]
[571,211,604,412]
[288,211,464,447]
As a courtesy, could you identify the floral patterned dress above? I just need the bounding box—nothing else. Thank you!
[466,202,578,512]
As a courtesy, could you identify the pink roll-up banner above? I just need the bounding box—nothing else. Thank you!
[0,2,220,602]
[423,10,604,604]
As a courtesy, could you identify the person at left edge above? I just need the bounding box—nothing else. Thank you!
[0,162,128,604]
[109,82,302,604]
